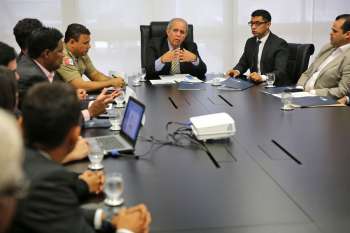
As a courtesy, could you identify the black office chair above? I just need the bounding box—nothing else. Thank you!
[140,21,194,69]
[286,43,315,84]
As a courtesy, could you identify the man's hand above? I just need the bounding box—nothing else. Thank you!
[76,89,88,100]
[226,69,240,78]
[88,99,107,118]
[337,96,348,105]
[111,204,151,233]
[61,137,89,164]
[160,49,180,63]
[87,88,120,118]
[79,170,105,194]
[178,49,197,62]
[249,72,263,83]
[97,88,121,104]
[108,77,125,88]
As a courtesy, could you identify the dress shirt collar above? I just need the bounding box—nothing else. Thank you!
[38,150,53,161]
[33,59,55,82]
[257,31,270,44]
[338,43,350,53]
[167,40,180,51]
[64,43,77,60]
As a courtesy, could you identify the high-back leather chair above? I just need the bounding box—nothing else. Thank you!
[286,43,315,84]
[140,21,194,69]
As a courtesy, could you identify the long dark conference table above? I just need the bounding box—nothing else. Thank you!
[67,79,350,233]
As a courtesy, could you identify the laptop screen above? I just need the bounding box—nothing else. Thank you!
[120,97,145,142]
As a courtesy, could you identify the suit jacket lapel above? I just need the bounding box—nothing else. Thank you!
[316,46,349,80]
[28,57,50,82]
[310,47,335,75]
[260,33,273,73]
[161,37,171,73]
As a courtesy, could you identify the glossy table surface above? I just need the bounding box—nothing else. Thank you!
[67,81,350,233]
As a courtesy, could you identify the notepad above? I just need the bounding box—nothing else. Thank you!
[220,78,255,90]
[150,79,176,85]
[159,74,203,83]
[291,96,344,108]
[177,82,206,90]
[84,119,112,128]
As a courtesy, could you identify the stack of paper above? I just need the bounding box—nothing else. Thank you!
[273,92,316,98]
[149,79,176,85]
[159,74,203,83]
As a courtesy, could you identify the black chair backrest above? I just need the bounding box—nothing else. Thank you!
[287,43,315,84]
[140,21,194,68]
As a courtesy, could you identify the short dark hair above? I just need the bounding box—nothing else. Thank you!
[336,14,350,33]
[64,23,90,43]
[0,42,17,66]
[251,9,272,22]
[0,66,17,112]
[27,27,63,59]
[13,18,43,50]
[22,82,81,149]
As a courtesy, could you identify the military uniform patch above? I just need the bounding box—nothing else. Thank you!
[63,57,74,66]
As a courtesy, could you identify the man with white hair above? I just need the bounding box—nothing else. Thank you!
[145,18,207,80]
[0,109,24,233]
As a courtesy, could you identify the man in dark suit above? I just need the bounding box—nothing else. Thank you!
[10,82,151,233]
[17,26,67,103]
[13,18,43,61]
[17,26,116,120]
[145,18,207,80]
[227,9,289,86]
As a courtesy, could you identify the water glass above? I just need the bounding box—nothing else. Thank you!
[115,90,125,108]
[88,141,104,170]
[212,77,222,86]
[140,67,146,82]
[266,73,276,87]
[281,92,294,111]
[104,173,124,206]
[132,75,141,86]
[110,108,123,131]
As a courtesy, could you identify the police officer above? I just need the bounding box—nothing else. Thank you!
[57,23,124,91]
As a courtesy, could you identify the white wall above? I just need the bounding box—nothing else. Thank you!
[0,0,349,74]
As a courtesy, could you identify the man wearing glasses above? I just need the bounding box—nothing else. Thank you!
[226,9,289,86]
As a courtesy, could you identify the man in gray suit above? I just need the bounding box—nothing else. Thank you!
[297,14,350,98]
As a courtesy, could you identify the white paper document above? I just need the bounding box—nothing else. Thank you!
[273,92,316,98]
[205,77,226,84]
[159,74,203,83]
[150,79,176,85]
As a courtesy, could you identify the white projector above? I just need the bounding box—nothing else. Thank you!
[190,112,235,141]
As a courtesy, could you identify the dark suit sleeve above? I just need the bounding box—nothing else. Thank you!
[181,42,207,80]
[271,39,289,86]
[233,39,251,75]
[72,172,90,200]
[145,38,169,80]
[15,169,96,233]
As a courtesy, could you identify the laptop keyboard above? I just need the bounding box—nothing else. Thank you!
[96,136,124,150]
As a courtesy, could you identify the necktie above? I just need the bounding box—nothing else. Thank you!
[252,40,262,73]
[170,59,180,75]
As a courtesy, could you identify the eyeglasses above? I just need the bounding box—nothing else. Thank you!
[248,21,268,27]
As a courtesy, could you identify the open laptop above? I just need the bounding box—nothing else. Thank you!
[86,96,145,154]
